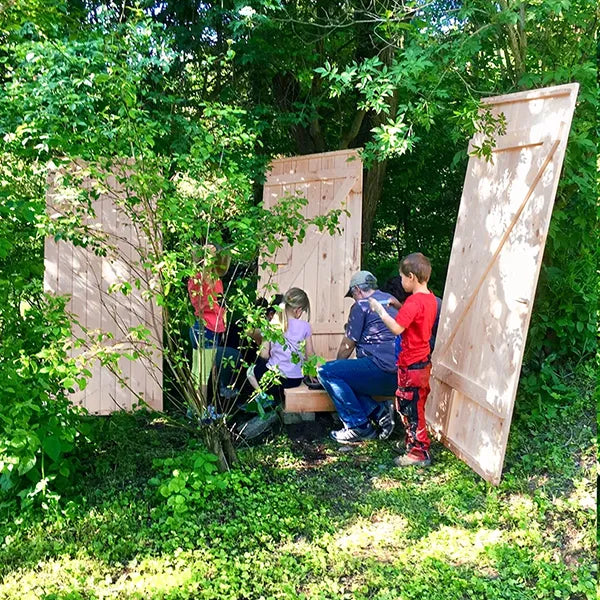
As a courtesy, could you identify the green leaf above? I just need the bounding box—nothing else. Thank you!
[42,436,62,462]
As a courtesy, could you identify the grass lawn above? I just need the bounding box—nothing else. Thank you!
[0,376,596,600]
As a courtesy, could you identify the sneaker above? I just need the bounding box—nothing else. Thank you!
[329,423,378,445]
[374,402,395,440]
[394,451,431,468]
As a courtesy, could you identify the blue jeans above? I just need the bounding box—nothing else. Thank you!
[318,357,397,428]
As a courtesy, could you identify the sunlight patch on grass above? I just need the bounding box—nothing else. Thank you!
[404,524,504,571]
[564,476,596,511]
[370,476,403,491]
[330,511,408,559]
[507,493,535,514]
[0,554,207,600]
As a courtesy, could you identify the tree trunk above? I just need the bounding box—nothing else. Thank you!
[362,159,389,259]
[272,72,325,154]
[203,422,237,472]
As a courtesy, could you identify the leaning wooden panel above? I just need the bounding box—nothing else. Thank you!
[427,84,579,484]
[45,162,163,414]
[259,150,362,361]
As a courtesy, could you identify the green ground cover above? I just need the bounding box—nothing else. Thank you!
[0,371,596,600]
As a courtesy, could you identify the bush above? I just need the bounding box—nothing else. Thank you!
[0,293,88,500]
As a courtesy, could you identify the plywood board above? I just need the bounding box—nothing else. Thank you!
[284,384,393,413]
[427,84,579,484]
[44,162,163,414]
[259,149,363,360]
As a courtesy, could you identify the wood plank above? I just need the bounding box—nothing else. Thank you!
[259,149,362,363]
[284,384,393,413]
[437,135,562,362]
[284,387,336,413]
[266,167,358,185]
[114,202,132,413]
[272,175,357,286]
[45,162,163,414]
[432,362,505,419]
[434,430,501,486]
[427,83,579,485]
[481,84,574,107]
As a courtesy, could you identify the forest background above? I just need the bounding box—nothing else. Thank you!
[0,0,597,492]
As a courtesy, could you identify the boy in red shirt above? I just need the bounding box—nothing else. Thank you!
[369,253,438,467]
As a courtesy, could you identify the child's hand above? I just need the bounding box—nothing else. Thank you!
[368,297,384,317]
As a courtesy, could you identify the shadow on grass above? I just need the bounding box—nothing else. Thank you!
[0,392,595,600]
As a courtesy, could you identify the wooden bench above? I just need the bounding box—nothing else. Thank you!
[283,384,393,413]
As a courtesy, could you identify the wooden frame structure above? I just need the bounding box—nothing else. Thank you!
[258,149,363,412]
[427,84,579,484]
[44,163,162,414]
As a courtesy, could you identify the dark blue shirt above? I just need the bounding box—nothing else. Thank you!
[345,290,398,373]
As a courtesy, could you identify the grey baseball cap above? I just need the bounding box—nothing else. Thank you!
[345,270,378,297]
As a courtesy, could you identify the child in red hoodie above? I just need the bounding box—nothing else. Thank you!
[369,253,438,467]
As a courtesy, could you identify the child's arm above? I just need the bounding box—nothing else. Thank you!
[368,297,405,336]
[258,341,270,361]
[304,334,315,358]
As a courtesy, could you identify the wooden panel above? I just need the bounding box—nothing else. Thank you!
[284,386,336,413]
[284,384,392,413]
[427,84,579,485]
[259,149,362,361]
[44,162,163,414]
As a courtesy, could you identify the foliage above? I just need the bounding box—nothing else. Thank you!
[0,288,88,498]
[214,0,599,377]
[0,148,89,499]
[0,366,595,599]
[359,0,599,379]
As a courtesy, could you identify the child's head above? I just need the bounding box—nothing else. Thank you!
[383,275,411,304]
[399,252,431,292]
[193,244,231,278]
[256,294,284,321]
[283,288,311,320]
[268,294,284,320]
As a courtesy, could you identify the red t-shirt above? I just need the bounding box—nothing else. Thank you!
[187,275,226,333]
[395,292,438,367]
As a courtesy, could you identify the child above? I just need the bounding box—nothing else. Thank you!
[246,294,284,347]
[369,253,438,467]
[188,244,232,401]
[247,288,314,405]
[383,274,443,357]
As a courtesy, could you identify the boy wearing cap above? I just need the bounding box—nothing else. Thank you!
[318,271,400,443]
[369,253,438,467]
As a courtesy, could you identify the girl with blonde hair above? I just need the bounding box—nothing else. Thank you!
[247,287,314,404]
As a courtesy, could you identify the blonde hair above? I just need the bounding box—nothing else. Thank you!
[192,244,231,278]
[279,288,311,332]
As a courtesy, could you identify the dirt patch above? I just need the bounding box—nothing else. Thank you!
[285,414,334,465]
[285,413,336,443]
[290,439,328,464]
